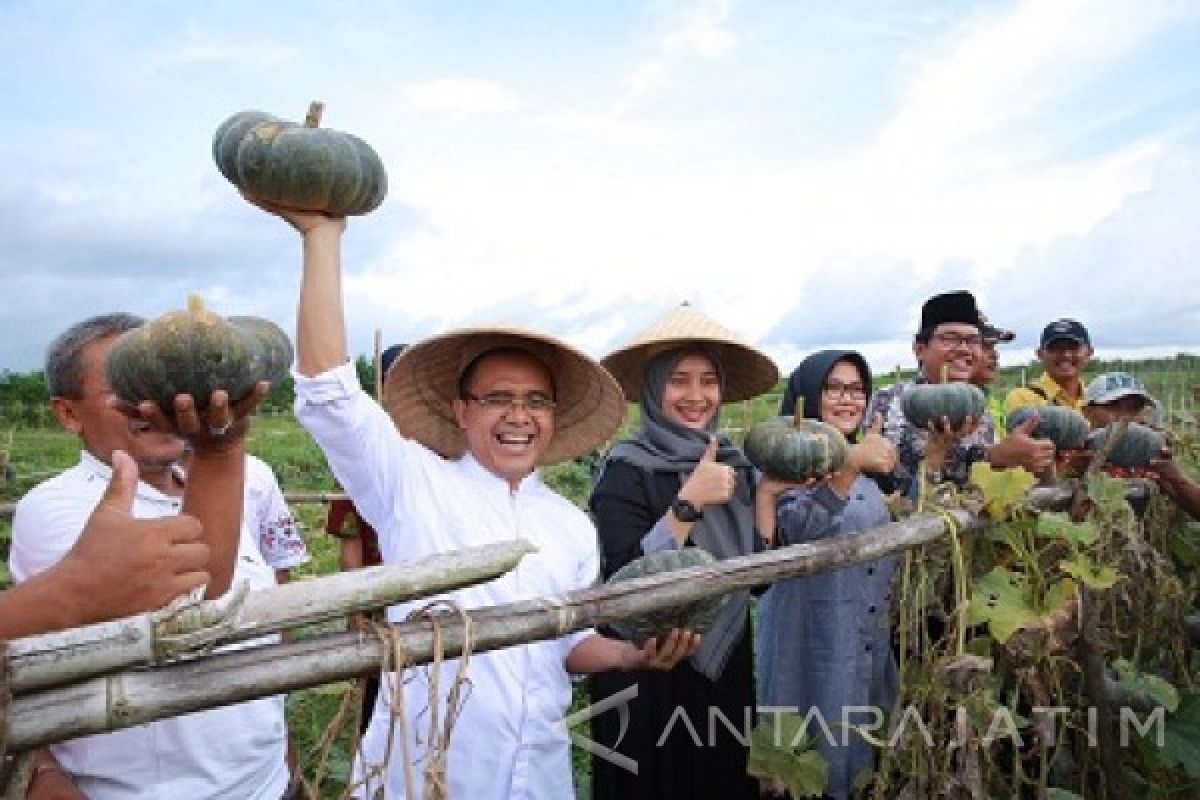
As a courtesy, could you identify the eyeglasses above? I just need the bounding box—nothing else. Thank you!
[822,382,867,400]
[465,391,557,414]
[931,332,983,350]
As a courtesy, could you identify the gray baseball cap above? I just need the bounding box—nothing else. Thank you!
[1084,372,1153,406]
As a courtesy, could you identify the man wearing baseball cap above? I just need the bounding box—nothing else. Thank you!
[1081,372,1156,429]
[1004,318,1093,414]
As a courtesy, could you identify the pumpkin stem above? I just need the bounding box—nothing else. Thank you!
[187,294,206,314]
[792,397,804,426]
[304,101,325,128]
[940,363,949,384]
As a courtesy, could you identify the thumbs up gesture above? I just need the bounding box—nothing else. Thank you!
[55,450,211,625]
[849,413,897,474]
[988,411,1055,473]
[678,437,737,510]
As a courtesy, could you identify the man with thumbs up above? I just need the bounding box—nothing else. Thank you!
[8,313,290,800]
[0,449,210,640]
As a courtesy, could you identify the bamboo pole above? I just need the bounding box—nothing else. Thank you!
[7,509,985,750]
[6,540,533,694]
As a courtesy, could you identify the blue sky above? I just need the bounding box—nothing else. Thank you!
[2,0,1199,374]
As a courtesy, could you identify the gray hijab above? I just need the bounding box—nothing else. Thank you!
[606,347,756,681]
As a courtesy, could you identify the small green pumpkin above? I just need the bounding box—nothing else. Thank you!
[1085,423,1166,469]
[213,101,387,216]
[606,549,725,645]
[743,416,849,482]
[901,382,987,432]
[226,316,294,388]
[106,296,292,413]
[1006,406,1090,451]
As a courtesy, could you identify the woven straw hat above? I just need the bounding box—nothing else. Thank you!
[602,303,779,403]
[383,325,625,464]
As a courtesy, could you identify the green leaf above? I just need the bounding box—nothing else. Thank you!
[1058,554,1120,590]
[1087,473,1131,516]
[970,462,1035,518]
[967,567,1076,644]
[1037,512,1098,546]
[1145,691,1200,776]
[1046,789,1084,800]
[748,714,829,798]
[1114,659,1180,713]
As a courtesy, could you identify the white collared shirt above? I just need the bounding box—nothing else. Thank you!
[294,362,599,800]
[10,451,290,800]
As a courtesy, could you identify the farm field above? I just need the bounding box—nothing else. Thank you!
[1,356,1198,797]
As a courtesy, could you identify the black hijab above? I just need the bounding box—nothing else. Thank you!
[780,349,873,435]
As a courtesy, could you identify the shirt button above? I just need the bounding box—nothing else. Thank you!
[865,645,872,652]
[868,605,877,614]
[866,567,874,575]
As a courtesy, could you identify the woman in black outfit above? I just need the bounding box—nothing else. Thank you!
[588,304,787,800]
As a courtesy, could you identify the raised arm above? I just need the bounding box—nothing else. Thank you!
[244,200,349,376]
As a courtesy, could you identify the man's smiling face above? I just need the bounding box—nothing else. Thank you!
[453,349,556,490]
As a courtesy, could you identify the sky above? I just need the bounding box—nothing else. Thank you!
[2,0,1199,377]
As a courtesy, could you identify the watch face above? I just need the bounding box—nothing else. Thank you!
[673,498,702,522]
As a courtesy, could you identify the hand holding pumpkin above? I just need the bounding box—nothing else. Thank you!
[923,415,978,469]
[627,628,702,671]
[678,437,736,510]
[241,191,348,237]
[112,381,268,454]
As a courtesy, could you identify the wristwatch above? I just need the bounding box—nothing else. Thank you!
[671,497,704,522]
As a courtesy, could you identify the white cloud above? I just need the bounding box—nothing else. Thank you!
[627,0,739,96]
[400,77,520,116]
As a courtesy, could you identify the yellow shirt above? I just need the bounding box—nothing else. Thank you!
[1004,373,1086,414]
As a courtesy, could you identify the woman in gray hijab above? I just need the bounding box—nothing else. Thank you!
[587,304,784,800]
[757,349,899,800]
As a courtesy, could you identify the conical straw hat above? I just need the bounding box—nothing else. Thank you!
[383,324,625,464]
[602,303,779,403]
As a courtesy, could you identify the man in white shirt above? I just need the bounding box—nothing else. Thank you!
[253,203,697,799]
[9,313,290,800]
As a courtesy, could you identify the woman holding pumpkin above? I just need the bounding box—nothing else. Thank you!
[755,350,899,800]
[588,303,787,800]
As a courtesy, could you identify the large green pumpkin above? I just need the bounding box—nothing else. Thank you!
[606,548,725,645]
[901,382,987,432]
[743,416,849,482]
[1085,423,1166,469]
[1006,406,1090,451]
[213,102,387,216]
[106,296,292,413]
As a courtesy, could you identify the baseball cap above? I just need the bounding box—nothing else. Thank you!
[979,312,1014,345]
[1084,372,1152,407]
[1040,319,1090,348]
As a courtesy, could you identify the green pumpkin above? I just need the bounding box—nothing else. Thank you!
[606,548,725,645]
[901,382,987,431]
[743,416,849,482]
[212,102,387,216]
[226,316,294,388]
[1085,423,1166,469]
[106,296,291,413]
[1006,406,1090,451]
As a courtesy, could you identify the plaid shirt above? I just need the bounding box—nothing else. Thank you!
[866,377,996,497]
